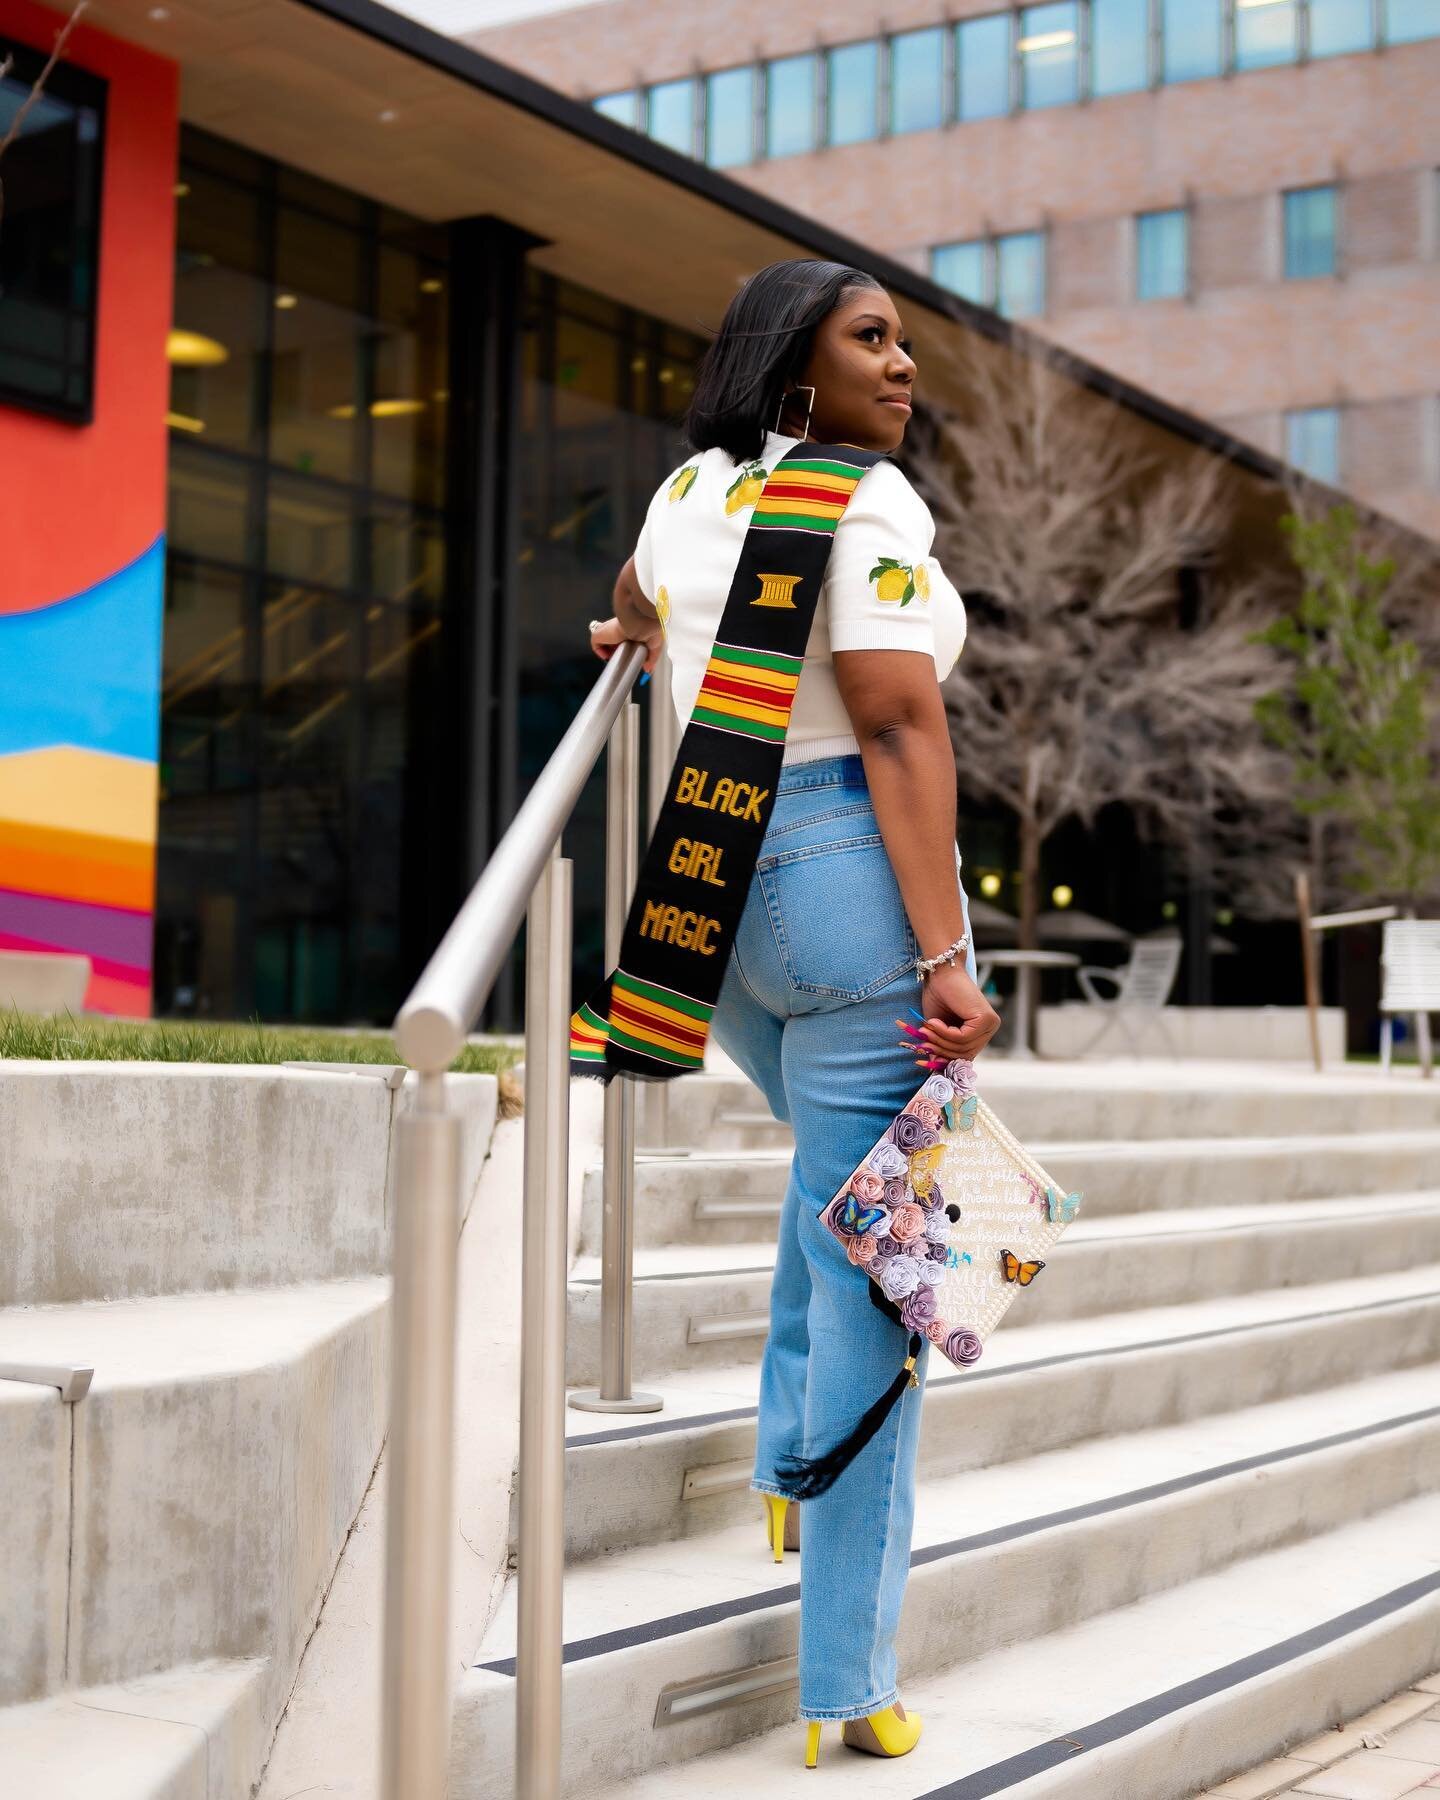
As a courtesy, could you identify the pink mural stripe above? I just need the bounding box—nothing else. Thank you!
[0,887,152,970]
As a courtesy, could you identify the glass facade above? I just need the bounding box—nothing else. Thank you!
[1286,406,1341,481]
[1387,0,1440,43]
[1285,184,1338,277]
[706,66,755,166]
[1019,3,1081,108]
[997,230,1047,317]
[0,44,104,420]
[1309,0,1376,54]
[1092,0,1151,94]
[828,40,880,143]
[1235,0,1299,69]
[593,90,641,128]
[957,13,1013,118]
[931,239,990,304]
[159,129,450,1023]
[766,53,817,158]
[890,26,946,134]
[647,77,697,155]
[1137,208,1188,298]
[1162,0,1224,82]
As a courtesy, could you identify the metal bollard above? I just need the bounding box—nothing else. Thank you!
[515,848,573,1800]
[570,702,661,1414]
[380,1067,462,1800]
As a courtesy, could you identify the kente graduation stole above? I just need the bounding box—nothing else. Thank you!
[570,440,887,1083]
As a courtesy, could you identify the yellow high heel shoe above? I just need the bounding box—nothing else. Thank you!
[803,1702,922,1768]
[761,1494,799,1562]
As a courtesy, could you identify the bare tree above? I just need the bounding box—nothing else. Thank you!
[0,1,89,240]
[903,345,1296,946]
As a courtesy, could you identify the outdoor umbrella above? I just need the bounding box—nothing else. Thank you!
[965,898,1020,943]
[1037,909,1133,944]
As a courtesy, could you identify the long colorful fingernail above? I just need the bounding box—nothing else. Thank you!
[638,671,651,686]
[906,1006,927,1023]
[896,1020,922,1039]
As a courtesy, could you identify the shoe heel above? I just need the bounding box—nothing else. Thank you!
[804,1721,821,1769]
[762,1494,788,1565]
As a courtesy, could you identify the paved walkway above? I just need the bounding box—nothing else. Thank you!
[1201,1670,1440,1799]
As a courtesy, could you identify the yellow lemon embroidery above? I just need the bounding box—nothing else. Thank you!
[654,585,671,633]
[724,461,766,515]
[870,556,926,606]
[668,465,698,503]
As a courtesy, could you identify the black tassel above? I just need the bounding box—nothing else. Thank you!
[773,1332,923,1501]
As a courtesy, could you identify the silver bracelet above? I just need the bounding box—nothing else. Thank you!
[915,932,970,978]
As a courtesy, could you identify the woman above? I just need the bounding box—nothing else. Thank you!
[589,258,1000,1770]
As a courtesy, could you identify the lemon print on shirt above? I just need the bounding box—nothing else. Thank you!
[669,465,698,503]
[870,557,930,606]
[725,461,767,515]
[654,585,671,634]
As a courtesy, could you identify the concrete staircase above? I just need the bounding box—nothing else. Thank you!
[457,1060,1440,1800]
[0,1061,497,1800]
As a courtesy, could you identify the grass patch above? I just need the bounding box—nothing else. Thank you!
[0,1009,517,1074]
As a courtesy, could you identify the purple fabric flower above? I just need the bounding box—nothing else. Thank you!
[873,1235,901,1260]
[915,1258,943,1287]
[920,1074,955,1104]
[869,1142,909,1180]
[944,1058,978,1096]
[923,1208,950,1244]
[900,1285,937,1330]
[888,1113,937,1154]
[882,1176,911,1208]
[925,1239,949,1264]
[879,1255,924,1302]
[943,1326,984,1366]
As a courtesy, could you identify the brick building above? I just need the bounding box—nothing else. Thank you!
[469,0,1440,543]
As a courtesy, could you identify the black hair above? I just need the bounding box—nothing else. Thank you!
[683,257,883,465]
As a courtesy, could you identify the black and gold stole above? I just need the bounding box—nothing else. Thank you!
[570,440,887,1083]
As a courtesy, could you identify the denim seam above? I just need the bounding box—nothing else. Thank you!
[764,799,874,840]
[756,831,886,872]
[801,1687,899,1724]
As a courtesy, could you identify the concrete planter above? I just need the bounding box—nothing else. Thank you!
[1038,1002,1347,1061]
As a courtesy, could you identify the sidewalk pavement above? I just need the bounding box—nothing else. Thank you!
[1201,1670,1440,1800]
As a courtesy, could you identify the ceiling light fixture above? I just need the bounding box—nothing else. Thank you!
[420,277,443,294]
[275,292,298,310]
[165,410,206,433]
[166,328,229,367]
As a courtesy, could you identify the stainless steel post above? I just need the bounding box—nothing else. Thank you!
[640,659,674,1152]
[515,848,573,1800]
[570,704,661,1416]
[380,1067,462,1800]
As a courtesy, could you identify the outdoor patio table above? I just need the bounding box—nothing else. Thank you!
[973,948,1081,1061]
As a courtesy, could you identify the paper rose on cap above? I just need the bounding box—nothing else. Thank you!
[879,1255,924,1302]
[920,1074,955,1104]
[943,1327,983,1366]
[889,1113,941,1154]
[881,1176,910,1208]
[944,1058,979,1096]
[888,1203,926,1244]
[850,1169,885,1204]
[869,1142,909,1180]
[900,1286,937,1331]
[923,1209,950,1244]
[925,1318,949,1347]
[847,1233,880,1266]
[914,1257,943,1286]
[906,1097,944,1129]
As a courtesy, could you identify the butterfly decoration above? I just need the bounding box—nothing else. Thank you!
[951,1094,979,1132]
[1000,1248,1045,1286]
[944,1246,973,1271]
[1045,1187,1083,1224]
[836,1192,887,1236]
[908,1142,946,1199]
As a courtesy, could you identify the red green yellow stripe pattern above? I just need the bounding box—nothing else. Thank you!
[607,970,712,1069]
[569,999,611,1066]
[751,457,865,535]
[692,641,803,743]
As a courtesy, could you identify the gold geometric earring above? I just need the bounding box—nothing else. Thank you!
[773,383,815,440]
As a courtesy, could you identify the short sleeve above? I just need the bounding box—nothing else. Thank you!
[823,461,938,656]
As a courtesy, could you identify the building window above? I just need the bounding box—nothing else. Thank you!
[705,67,755,166]
[1019,3,1081,109]
[1136,208,1189,298]
[956,13,1013,118]
[593,90,641,129]
[1308,0,1376,56]
[933,231,1047,318]
[1162,0,1223,82]
[0,42,105,422]
[1091,0,1151,95]
[931,239,990,305]
[647,78,698,156]
[827,40,880,145]
[997,230,1047,316]
[1386,0,1440,44]
[1235,0,1299,69]
[890,26,947,134]
[1286,406,1341,482]
[767,52,818,158]
[1285,184,1339,278]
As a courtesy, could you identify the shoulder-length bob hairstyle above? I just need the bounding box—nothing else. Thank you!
[683,258,881,466]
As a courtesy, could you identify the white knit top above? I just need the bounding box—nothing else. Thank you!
[631,429,967,765]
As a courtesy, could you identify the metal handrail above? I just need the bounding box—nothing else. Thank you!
[382,638,646,1800]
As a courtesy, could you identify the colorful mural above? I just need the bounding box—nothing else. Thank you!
[0,0,177,1015]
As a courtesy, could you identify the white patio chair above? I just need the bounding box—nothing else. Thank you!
[1074,935,1184,1058]
[1379,919,1440,1077]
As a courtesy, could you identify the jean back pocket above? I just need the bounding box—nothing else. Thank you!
[755,833,917,1002]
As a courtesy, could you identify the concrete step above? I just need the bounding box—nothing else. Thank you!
[565,1192,1440,1385]
[556,1262,1440,1560]
[570,1495,1440,1800]
[0,1279,386,1713]
[594,1130,1440,1249]
[463,1374,1440,1798]
[652,1064,1440,1152]
[0,1657,266,1800]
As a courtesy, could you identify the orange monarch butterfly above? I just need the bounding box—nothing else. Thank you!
[1000,1248,1046,1286]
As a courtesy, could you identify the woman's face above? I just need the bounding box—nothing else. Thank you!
[780,285,917,450]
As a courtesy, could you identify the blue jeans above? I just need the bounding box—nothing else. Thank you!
[708,752,977,1721]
